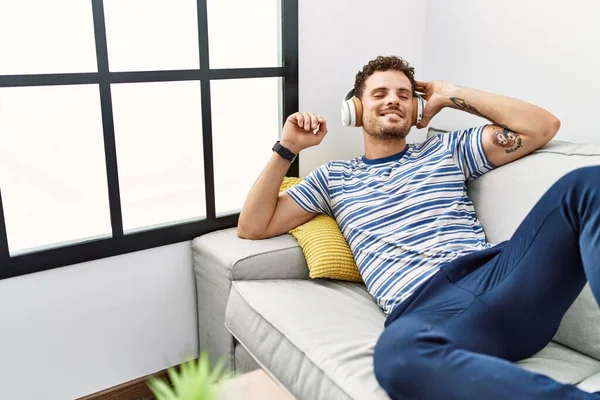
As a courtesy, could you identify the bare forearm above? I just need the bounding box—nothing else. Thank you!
[442,85,560,139]
[238,111,327,238]
[238,152,292,238]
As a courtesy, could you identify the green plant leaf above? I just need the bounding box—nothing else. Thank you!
[209,357,226,383]
[167,362,182,390]
[147,351,232,400]
[148,377,178,400]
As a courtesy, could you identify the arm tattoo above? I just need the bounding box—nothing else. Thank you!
[488,125,523,154]
[449,97,512,131]
[449,97,484,117]
[449,97,523,153]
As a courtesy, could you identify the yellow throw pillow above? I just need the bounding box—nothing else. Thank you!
[280,177,362,282]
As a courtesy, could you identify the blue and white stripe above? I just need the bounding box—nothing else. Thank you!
[286,126,496,315]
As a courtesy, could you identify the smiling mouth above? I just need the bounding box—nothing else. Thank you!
[380,112,403,119]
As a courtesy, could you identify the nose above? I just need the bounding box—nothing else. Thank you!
[385,92,401,106]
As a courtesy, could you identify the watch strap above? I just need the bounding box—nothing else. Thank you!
[272,141,297,162]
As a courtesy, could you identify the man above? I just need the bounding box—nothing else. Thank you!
[237,56,600,399]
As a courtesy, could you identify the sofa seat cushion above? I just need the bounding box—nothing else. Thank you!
[226,280,389,400]
[517,341,600,388]
[554,284,600,360]
[226,280,600,399]
[578,372,600,393]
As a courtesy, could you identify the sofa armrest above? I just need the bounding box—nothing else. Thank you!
[191,227,308,371]
[192,227,309,281]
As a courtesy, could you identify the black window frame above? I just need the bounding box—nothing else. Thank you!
[0,0,299,280]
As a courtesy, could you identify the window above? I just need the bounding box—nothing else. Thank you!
[0,0,298,279]
[0,85,111,255]
[211,77,283,216]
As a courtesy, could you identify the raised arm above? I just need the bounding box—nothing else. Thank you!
[237,112,327,240]
[415,80,561,167]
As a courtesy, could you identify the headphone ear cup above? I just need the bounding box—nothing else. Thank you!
[342,99,359,127]
[411,97,419,126]
[341,99,353,126]
[341,88,363,127]
[411,93,425,126]
[352,97,363,127]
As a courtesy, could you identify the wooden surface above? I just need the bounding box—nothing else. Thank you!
[219,369,294,400]
[77,368,293,400]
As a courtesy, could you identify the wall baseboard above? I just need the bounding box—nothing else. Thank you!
[76,369,169,400]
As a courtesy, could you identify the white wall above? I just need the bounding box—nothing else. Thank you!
[299,0,600,176]
[298,0,428,176]
[422,0,600,145]
[0,242,198,400]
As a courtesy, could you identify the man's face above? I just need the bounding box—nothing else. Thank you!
[361,70,413,141]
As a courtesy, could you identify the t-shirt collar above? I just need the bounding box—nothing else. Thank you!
[362,145,409,165]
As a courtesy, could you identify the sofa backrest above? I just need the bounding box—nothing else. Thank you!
[466,140,600,359]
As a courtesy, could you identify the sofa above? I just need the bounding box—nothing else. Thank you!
[192,139,600,399]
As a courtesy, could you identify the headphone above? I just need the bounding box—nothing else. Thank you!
[341,88,426,127]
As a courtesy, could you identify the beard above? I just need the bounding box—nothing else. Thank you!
[362,114,411,142]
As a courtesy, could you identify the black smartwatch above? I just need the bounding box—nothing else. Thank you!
[272,141,297,162]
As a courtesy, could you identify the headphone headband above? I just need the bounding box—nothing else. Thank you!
[343,88,355,101]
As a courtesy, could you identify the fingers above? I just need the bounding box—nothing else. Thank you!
[300,112,310,130]
[291,112,304,129]
[296,112,321,132]
[416,114,430,129]
[414,80,428,91]
[309,113,320,131]
[288,112,327,135]
[416,106,435,129]
[316,115,327,134]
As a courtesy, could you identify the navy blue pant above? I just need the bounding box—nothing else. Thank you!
[374,166,600,400]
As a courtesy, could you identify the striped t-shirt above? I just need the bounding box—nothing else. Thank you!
[286,126,497,315]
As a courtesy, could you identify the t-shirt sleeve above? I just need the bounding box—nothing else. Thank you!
[438,125,496,181]
[284,162,333,217]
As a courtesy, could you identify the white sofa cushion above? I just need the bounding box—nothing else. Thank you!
[467,140,600,359]
[579,372,600,393]
[554,285,600,360]
[225,279,600,399]
[226,280,389,400]
[517,341,600,386]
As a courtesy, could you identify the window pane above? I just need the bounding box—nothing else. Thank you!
[111,81,205,232]
[0,85,111,255]
[212,78,282,216]
[207,0,281,69]
[0,0,98,74]
[103,0,200,72]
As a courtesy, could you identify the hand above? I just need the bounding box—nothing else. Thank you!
[280,112,328,154]
[414,80,454,129]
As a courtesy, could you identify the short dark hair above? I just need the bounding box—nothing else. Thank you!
[353,55,416,99]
